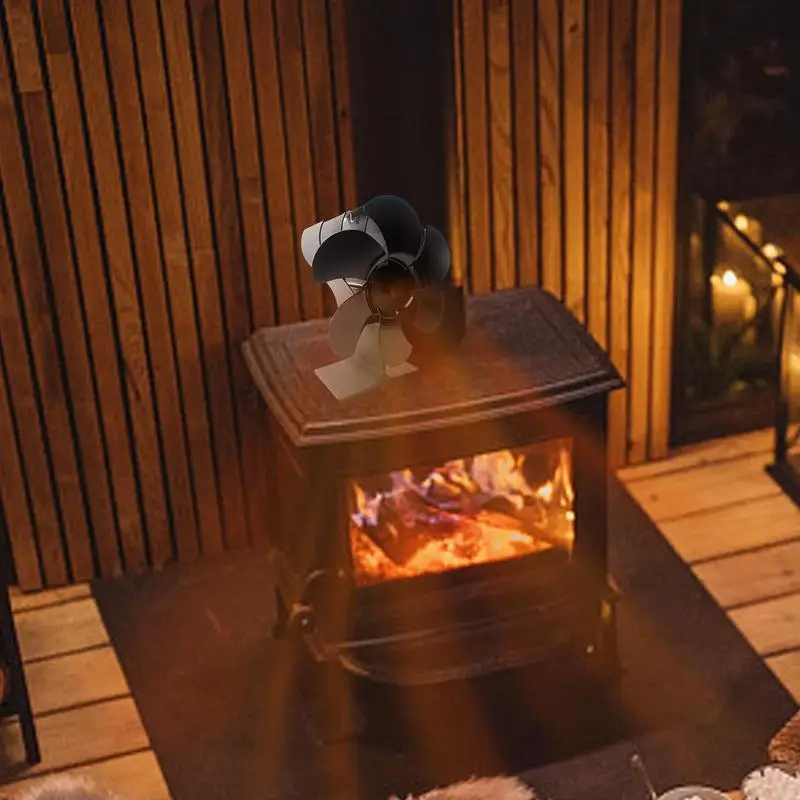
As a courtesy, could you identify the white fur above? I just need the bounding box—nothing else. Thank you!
[10,774,120,800]
[393,775,538,800]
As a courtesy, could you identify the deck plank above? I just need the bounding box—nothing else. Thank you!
[729,593,800,657]
[659,492,800,564]
[0,698,148,780]
[618,428,773,483]
[9,584,92,613]
[15,598,108,662]
[767,650,800,702]
[693,540,800,610]
[623,452,778,523]
[25,647,129,715]
[0,751,170,800]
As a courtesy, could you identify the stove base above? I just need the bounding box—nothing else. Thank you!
[294,578,621,745]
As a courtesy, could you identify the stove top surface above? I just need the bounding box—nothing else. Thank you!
[243,287,622,446]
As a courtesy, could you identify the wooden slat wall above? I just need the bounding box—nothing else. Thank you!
[449,0,682,468]
[0,0,354,589]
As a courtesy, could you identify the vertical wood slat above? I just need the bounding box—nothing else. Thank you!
[101,0,199,564]
[128,0,225,557]
[158,0,249,551]
[0,176,65,588]
[328,0,357,212]
[452,0,682,469]
[607,0,634,469]
[300,0,339,319]
[462,0,491,295]
[586,0,610,351]
[0,189,44,590]
[0,6,82,585]
[562,0,585,322]
[511,0,539,289]
[37,0,132,580]
[184,0,253,549]
[273,0,323,321]
[649,0,682,460]
[628,0,659,465]
[217,0,275,546]
[6,0,107,581]
[248,0,302,325]
[487,0,515,290]
[0,0,354,589]
[68,0,163,574]
[446,0,468,287]
[536,0,563,298]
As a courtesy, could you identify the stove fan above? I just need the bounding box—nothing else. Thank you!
[301,195,452,400]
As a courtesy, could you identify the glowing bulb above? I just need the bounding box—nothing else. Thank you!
[734,214,749,233]
[775,261,787,276]
[717,200,731,212]
[721,269,739,288]
[772,272,784,287]
[762,243,781,260]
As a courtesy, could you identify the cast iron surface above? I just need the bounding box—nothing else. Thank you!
[325,550,617,685]
[243,287,623,448]
[244,285,617,689]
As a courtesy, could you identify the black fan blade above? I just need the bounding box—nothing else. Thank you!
[312,229,386,284]
[414,225,451,284]
[329,289,373,358]
[364,195,422,257]
[410,287,445,332]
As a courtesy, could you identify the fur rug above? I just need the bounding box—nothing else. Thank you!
[8,772,535,800]
[8,774,120,800]
[392,776,538,800]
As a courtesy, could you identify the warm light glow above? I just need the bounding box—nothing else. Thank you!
[733,214,750,233]
[772,272,784,287]
[774,260,788,276]
[762,242,781,260]
[349,442,575,585]
[717,200,731,212]
[721,269,739,288]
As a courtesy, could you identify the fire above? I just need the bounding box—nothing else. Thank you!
[349,440,575,586]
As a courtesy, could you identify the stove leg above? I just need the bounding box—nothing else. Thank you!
[595,594,622,683]
[309,661,364,745]
[271,589,288,639]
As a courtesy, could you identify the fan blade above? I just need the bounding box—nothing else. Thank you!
[414,225,451,284]
[300,221,324,266]
[312,229,387,283]
[364,195,422,257]
[411,287,445,332]
[379,322,414,367]
[329,289,373,358]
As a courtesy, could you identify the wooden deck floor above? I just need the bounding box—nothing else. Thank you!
[0,584,170,798]
[0,429,796,798]
[620,428,800,703]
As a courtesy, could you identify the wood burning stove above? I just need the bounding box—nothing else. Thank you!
[243,286,623,738]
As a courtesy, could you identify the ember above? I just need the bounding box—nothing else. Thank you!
[350,439,575,585]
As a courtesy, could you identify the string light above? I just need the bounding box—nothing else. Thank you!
[733,214,749,233]
[721,269,739,288]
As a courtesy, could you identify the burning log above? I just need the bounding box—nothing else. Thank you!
[350,444,575,585]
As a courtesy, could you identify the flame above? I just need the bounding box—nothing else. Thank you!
[349,441,575,586]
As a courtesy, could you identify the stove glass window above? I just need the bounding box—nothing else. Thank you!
[349,438,574,586]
